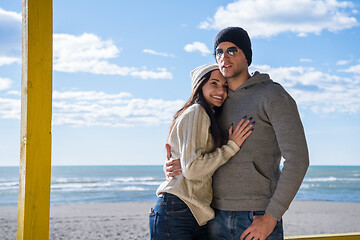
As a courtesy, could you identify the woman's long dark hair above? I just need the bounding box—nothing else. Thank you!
[168,71,226,149]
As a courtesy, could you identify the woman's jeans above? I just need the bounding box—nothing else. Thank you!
[149,193,208,240]
[208,208,283,240]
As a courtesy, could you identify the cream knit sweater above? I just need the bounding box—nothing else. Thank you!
[156,103,240,226]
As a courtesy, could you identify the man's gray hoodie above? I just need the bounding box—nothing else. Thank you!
[212,72,309,220]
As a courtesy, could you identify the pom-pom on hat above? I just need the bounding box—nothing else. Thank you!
[190,64,219,90]
[214,27,252,66]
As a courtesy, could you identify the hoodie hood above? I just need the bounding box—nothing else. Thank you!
[229,71,272,94]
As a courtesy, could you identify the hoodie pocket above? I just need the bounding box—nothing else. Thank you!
[243,162,272,199]
[214,161,272,200]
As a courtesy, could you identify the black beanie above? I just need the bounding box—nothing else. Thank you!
[214,27,252,66]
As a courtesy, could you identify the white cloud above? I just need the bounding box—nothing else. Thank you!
[200,0,358,37]
[184,42,211,56]
[336,60,349,65]
[51,91,184,127]
[130,67,173,80]
[0,90,184,127]
[0,8,21,23]
[0,8,22,55]
[251,64,360,113]
[342,63,360,74]
[53,33,173,79]
[0,97,20,119]
[0,77,12,90]
[0,16,172,79]
[6,90,20,96]
[0,56,21,66]
[300,58,313,63]
[143,49,175,58]
[53,91,132,100]
[1,62,360,125]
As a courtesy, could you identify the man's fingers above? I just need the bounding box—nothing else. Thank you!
[242,230,255,240]
[166,163,181,172]
[240,227,251,240]
[165,158,180,167]
[166,170,182,178]
[165,143,171,160]
[244,232,255,240]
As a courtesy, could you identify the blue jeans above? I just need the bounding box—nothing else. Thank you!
[208,208,283,240]
[149,193,208,240]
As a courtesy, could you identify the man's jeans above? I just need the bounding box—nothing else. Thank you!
[149,193,208,240]
[208,208,283,240]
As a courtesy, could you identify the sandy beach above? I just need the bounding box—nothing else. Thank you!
[1,200,359,239]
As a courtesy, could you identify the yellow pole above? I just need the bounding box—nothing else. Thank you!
[285,232,360,240]
[17,0,53,239]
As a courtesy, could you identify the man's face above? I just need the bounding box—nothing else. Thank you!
[215,42,248,79]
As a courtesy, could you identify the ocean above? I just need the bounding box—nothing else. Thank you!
[0,165,359,206]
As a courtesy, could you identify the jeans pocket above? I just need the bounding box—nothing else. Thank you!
[168,199,190,214]
[265,219,284,240]
[271,219,284,240]
[249,210,265,222]
[149,211,158,240]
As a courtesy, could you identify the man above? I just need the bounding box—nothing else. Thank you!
[165,27,309,240]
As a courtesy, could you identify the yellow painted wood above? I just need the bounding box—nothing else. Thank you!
[285,232,360,240]
[17,0,53,239]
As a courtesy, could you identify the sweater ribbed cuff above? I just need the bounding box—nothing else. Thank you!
[265,199,288,220]
[226,140,240,153]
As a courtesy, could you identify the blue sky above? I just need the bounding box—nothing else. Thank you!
[1,0,360,166]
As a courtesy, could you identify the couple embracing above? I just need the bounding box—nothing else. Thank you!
[149,27,309,240]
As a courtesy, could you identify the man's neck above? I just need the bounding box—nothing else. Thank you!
[227,71,251,91]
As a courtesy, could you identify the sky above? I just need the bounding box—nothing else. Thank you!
[0,0,360,166]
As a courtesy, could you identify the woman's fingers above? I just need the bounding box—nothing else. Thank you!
[234,118,253,135]
[228,124,234,137]
[240,121,254,137]
[242,127,253,139]
[234,117,246,132]
[236,117,245,130]
[229,117,254,147]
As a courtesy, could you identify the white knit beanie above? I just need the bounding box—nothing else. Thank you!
[190,64,219,90]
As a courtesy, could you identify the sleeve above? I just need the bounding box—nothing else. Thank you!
[265,95,310,220]
[174,105,240,181]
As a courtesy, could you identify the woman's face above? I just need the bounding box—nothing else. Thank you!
[202,69,228,108]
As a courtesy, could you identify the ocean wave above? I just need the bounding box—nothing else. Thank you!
[0,182,19,190]
[120,186,148,191]
[304,177,360,182]
[1,166,360,205]
[51,182,114,190]
[138,181,162,186]
[300,183,320,189]
[52,178,100,184]
[49,177,161,192]
[113,177,157,182]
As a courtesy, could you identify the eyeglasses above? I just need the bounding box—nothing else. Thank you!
[214,47,239,60]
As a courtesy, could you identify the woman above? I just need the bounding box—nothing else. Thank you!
[149,64,254,239]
